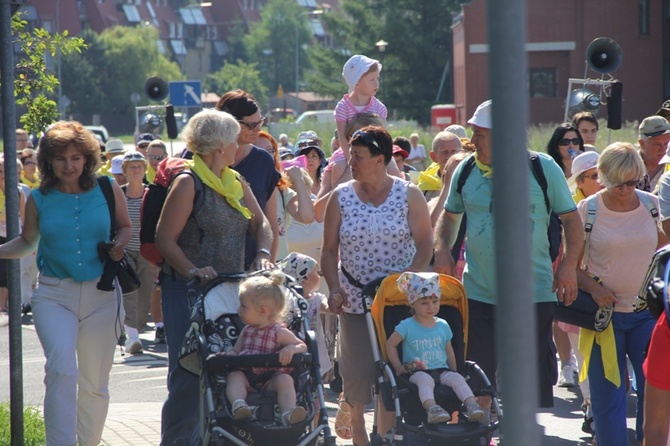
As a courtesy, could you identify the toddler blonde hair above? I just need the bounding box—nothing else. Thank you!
[239,270,288,319]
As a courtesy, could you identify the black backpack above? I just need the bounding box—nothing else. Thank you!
[139,157,205,266]
[455,152,562,262]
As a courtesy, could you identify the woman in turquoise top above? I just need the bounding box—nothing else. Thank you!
[0,121,131,446]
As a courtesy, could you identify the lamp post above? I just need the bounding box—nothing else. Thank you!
[375,39,388,99]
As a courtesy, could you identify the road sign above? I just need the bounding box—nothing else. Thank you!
[169,80,202,108]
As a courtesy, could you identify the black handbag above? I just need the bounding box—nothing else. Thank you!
[96,176,142,294]
[116,254,141,294]
[555,286,614,332]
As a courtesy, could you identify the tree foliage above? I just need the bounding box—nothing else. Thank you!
[243,0,312,93]
[306,0,461,125]
[61,25,182,116]
[204,59,268,106]
[12,14,86,135]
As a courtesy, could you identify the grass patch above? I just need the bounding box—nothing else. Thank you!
[0,403,46,446]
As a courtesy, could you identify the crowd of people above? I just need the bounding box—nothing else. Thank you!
[3,51,670,446]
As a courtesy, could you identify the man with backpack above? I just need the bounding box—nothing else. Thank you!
[433,99,584,408]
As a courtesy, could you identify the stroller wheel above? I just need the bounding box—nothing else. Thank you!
[369,432,385,446]
[329,376,342,394]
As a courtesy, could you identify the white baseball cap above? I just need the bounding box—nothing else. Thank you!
[467,100,492,129]
[111,155,124,175]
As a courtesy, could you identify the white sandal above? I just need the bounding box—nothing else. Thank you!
[231,399,252,420]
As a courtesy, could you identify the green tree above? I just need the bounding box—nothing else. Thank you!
[12,14,86,135]
[306,0,460,125]
[204,59,268,107]
[243,0,312,93]
[61,26,182,116]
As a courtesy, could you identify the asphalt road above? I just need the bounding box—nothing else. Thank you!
[1,314,641,445]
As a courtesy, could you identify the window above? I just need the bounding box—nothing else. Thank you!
[640,0,650,35]
[528,68,556,98]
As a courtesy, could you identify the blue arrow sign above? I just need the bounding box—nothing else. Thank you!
[169,80,202,107]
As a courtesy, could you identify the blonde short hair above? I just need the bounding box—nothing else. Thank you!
[598,142,645,189]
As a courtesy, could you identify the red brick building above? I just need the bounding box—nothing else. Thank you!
[452,0,667,125]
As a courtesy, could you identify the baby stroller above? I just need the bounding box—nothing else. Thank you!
[362,272,501,445]
[178,271,336,446]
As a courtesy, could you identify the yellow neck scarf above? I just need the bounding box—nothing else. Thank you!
[417,162,442,192]
[21,172,40,189]
[146,165,156,184]
[579,324,620,388]
[474,154,493,178]
[184,154,252,219]
[572,188,586,204]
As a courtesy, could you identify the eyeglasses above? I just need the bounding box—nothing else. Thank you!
[351,130,380,150]
[147,154,166,161]
[615,179,639,188]
[297,139,320,149]
[582,173,599,181]
[238,116,266,130]
[558,138,580,146]
[23,161,36,166]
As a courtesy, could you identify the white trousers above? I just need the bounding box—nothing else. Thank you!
[20,251,38,305]
[410,370,475,405]
[32,275,119,446]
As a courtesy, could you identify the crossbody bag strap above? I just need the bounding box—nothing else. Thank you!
[97,176,116,241]
[582,194,599,271]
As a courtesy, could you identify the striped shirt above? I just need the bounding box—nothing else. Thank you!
[334,94,387,123]
[125,195,144,252]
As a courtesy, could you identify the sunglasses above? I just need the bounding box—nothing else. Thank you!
[297,139,320,149]
[238,116,266,130]
[615,179,639,188]
[558,138,581,146]
[137,143,150,149]
[351,130,380,150]
[147,154,166,161]
[23,161,36,166]
[582,173,599,181]
[124,152,146,162]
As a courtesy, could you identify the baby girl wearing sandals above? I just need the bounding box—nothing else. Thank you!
[386,272,485,424]
[221,271,308,425]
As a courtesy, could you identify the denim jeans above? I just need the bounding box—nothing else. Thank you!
[160,273,200,446]
[588,310,655,445]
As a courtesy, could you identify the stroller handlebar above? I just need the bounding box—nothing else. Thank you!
[205,352,312,372]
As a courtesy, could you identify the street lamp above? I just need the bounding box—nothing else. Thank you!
[375,39,388,98]
[295,9,324,95]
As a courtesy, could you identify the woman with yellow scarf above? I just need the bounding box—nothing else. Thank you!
[155,108,273,446]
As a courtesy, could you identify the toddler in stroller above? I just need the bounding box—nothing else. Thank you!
[386,272,484,424]
[364,272,500,445]
[178,270,336,446]
[219,271,308,425]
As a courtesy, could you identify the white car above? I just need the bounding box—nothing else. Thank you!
[295,110,334,125]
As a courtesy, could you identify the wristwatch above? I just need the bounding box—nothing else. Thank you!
[257,248,271,257]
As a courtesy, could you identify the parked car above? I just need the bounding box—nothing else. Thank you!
[84,125,109,143]
[295,110,334,125]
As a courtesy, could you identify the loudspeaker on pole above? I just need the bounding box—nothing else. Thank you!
[144,77,168,102]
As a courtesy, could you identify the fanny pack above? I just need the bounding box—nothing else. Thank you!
[340,264,366,290]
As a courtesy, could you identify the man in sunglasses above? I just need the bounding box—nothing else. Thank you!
[638,116,670,193]
[434,99,584,410]
[146,139,168,184]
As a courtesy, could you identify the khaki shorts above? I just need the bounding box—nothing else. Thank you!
[338,312,376,405]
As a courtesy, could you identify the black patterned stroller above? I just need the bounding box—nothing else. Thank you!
[361,273,501,445]
[178,271,336,446]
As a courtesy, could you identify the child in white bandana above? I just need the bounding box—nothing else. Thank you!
[386,272,484,424]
